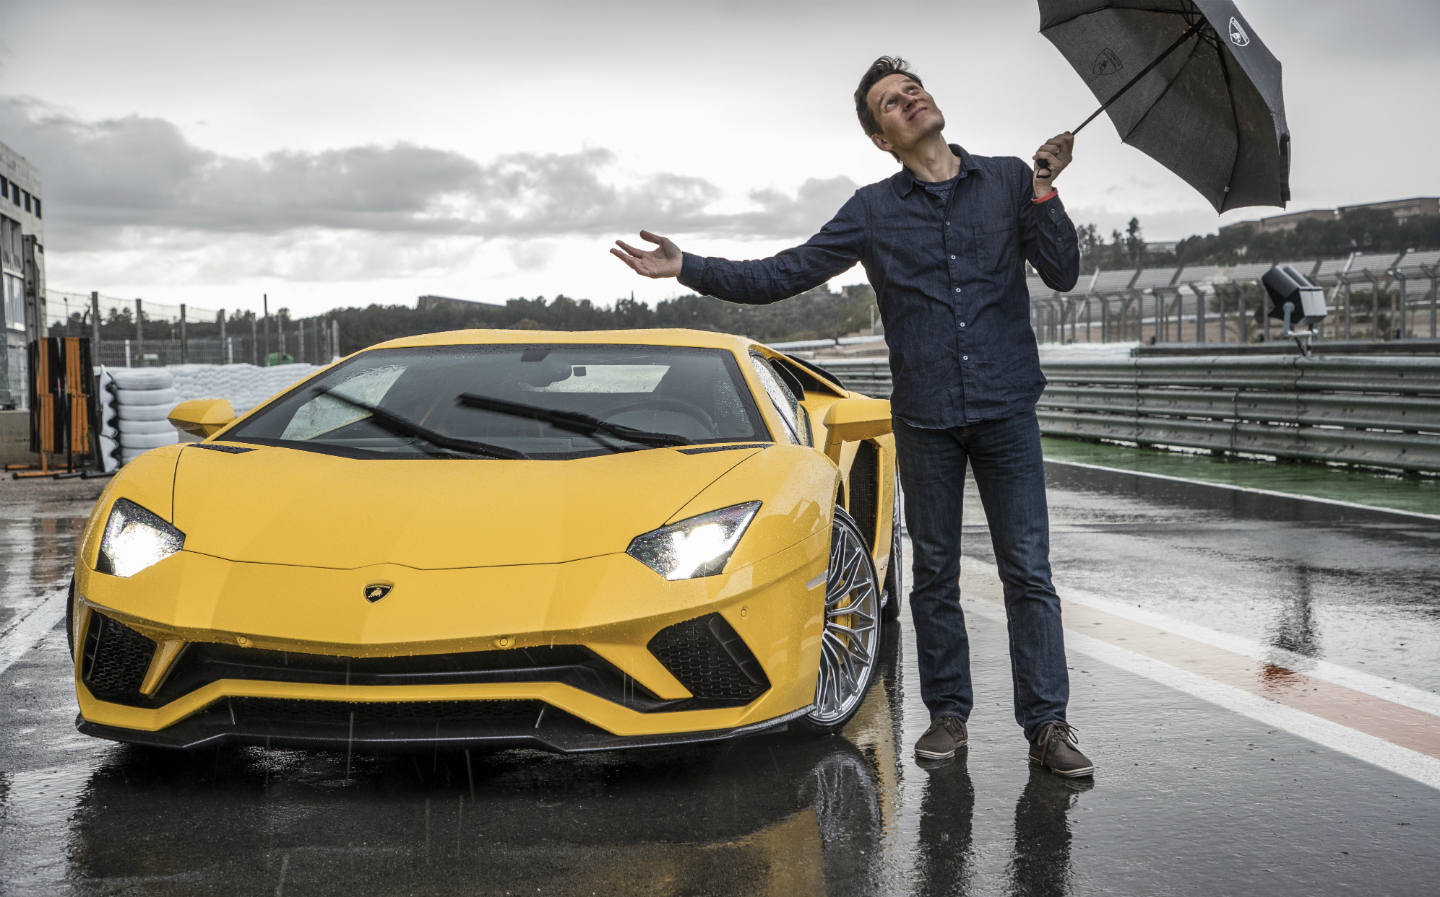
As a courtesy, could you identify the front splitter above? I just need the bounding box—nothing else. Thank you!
[76,704,815,754]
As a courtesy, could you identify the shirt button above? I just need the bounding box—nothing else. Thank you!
[954,287,961,293]
[960,322,966,328]
[962,355,969,361]
[950,254,956,260]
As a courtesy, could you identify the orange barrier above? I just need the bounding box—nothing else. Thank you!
[14,337,97,477]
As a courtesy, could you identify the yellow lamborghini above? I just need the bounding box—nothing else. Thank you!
[68,329,901,752]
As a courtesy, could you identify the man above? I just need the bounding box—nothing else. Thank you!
[611,56,1093,777]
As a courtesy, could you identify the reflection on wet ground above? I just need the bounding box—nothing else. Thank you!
[4,472,1440,895]
[0,477,101,633]
[2,620,1136,897]
[959,463,1440,693]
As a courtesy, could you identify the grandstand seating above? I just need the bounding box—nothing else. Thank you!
[1130,267,1180,290]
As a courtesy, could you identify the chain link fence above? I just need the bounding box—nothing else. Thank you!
[43,291,341,369]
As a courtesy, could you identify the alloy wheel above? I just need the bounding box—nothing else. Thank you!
[808,509,881,727]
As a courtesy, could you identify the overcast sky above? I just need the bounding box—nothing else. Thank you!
[1,0,1436,317]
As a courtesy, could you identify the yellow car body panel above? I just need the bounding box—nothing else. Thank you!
[171,444,761,568]
[71,328,895,752]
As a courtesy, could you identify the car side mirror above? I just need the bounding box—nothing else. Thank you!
[169,399,236,439]
[821,398,892,462]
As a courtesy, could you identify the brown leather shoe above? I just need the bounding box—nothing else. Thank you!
[1028,721,1094,778]
[915,716,968,760]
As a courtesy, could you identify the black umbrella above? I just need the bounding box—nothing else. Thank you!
[1037,0,1289,212]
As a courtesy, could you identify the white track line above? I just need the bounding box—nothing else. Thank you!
[962,558,1440,720]
[1065,629,1440,791]
[0,588,67,679]
[1045,457,1440,523]
[961,565,1440,791]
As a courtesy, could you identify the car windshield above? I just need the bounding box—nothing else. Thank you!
[223,343,770,459]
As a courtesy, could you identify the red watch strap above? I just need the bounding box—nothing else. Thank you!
[1032,189,1058,204]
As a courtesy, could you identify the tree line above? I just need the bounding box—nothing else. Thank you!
[54,206,1437,354]
[49,283,880,355]
[1078,208,1440,272]
[327,283,879,354]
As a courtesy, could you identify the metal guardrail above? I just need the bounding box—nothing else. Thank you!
[815,357,896,399]
[808,354,1440,473]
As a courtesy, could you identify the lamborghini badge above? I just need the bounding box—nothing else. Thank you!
[364,583,393,603]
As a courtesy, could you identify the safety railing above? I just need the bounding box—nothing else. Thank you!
[1029,254,1440,345]
[805,354,1440,474]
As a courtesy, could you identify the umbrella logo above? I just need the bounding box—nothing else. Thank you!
[364,583,393,602]
[1228,17,1250,47]
[1092,49,1123,75]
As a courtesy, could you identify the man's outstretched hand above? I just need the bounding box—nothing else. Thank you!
[611,230,683,279]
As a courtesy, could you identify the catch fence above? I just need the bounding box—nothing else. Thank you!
[43,291,341,368]
[1028,248,1440,346]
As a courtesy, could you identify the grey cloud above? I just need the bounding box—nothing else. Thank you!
[734,177,860,237]
[0,97,855,250]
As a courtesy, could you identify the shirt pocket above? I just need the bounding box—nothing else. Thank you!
[972,216,1019,274]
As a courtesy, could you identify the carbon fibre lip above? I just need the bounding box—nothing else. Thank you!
[74,705,814,754]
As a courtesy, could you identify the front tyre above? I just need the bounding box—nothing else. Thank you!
[797,507,882,735]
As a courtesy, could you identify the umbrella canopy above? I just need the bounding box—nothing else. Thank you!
[1038,0,1290,213]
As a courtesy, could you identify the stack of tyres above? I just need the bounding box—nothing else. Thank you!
[106,368,179,466]
[96,363,326,468]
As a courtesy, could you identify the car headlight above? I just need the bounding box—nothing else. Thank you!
[626,501,761,581]
[96,499,186,577]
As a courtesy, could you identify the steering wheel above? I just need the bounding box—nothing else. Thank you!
[603,397,716,433]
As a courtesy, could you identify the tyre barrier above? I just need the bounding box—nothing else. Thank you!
[115,403,174,422]
[113,387,180,407]
[96,363,325,468]
[102,368,180,467]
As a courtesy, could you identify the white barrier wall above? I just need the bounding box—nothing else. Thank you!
[98,363,324,469]
[168,363,323,414]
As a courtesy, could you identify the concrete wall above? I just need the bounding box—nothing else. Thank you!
[0,408,34,466]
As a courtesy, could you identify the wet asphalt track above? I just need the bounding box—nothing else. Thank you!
[2,462,1439,896]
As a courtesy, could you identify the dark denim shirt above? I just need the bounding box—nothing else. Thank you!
[679,145,1079,428]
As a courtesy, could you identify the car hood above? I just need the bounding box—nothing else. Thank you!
[171,443,761,569]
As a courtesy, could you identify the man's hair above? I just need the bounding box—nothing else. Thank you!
[854,56,923,137]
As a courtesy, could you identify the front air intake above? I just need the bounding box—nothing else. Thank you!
[82,613,156,704]
[647,613,769,707]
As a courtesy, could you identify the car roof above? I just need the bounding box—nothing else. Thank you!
[363,328,759,354]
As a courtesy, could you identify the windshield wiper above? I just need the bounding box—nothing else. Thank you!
[456,394,694,448]
[316,388,529,460]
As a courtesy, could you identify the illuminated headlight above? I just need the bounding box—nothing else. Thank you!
[96,499,185,578]
[626,501,761,581]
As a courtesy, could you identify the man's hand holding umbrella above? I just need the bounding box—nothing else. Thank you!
[1032,131,1075,195]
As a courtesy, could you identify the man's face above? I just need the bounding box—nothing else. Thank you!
[866,74,945,153]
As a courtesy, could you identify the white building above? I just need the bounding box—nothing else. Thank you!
[0,138,44,408]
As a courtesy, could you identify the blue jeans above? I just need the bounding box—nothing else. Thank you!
[893,409,1068,742]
